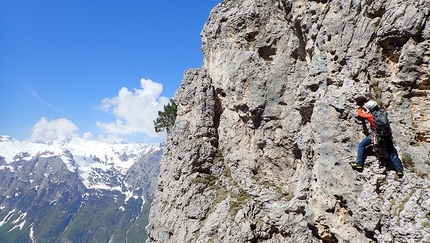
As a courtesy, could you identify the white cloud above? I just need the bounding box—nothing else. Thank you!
[30,117,79,141]
[83,132,93,140]
[97,134,125,143]
[96,78,170,138]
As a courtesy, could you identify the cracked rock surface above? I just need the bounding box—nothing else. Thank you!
[146,0,430,242]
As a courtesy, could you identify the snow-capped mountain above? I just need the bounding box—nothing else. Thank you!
[1,135,160,190]
[0,135,163,242]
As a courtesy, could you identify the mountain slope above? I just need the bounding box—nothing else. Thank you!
[146,0,430,242]
[0,136,162,242]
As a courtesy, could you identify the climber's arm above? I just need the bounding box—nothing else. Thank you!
[357,107,373,119]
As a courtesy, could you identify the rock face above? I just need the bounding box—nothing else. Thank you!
[146,0,430,242]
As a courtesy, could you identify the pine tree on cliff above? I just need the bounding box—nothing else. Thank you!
[153,99,177,133]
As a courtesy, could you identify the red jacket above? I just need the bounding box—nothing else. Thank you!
[358,107,376,130]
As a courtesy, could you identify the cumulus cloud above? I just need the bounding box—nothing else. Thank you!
[97,134,125,143]
[96,78,170,138]
[83,132,93,140]
[30,117,79,141]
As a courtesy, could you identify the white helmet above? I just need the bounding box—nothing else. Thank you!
[364,100,378,111]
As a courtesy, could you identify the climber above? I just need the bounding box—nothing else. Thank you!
[350,99,404,178]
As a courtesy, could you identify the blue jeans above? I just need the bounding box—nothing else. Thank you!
[384,138,404,172]
[357,135,372,165]
[357,135,403,172]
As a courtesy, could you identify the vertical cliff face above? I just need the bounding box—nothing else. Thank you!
[147,0,430,242]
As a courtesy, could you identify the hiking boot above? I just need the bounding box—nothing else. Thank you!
[350,162,363,171]
[396,171,404,178]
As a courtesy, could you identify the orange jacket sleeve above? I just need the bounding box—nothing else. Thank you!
[358,107,376,129]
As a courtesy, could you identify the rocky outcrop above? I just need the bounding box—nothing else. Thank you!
[146,0,430,242]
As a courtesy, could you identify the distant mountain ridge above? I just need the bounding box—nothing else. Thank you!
[0,135,162,242]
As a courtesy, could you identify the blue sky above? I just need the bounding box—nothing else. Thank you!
[0,0,222,143]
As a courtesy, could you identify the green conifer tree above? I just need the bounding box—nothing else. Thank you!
[153,99,177,133]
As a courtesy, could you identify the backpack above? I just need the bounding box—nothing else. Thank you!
[371,109,392,138]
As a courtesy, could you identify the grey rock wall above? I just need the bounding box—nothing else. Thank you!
[147,0,430,242]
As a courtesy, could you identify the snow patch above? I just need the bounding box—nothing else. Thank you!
[0,209,15,227]
[140,196,146,212]
[9,211,27,231]
[60,152,76,173]
[9,220,26,231]
[30,225,36,243]
[0,165,14,172]
[124,190,134,203]
[11,212,26,224]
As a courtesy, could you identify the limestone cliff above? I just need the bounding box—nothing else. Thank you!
[146,0,430,242]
